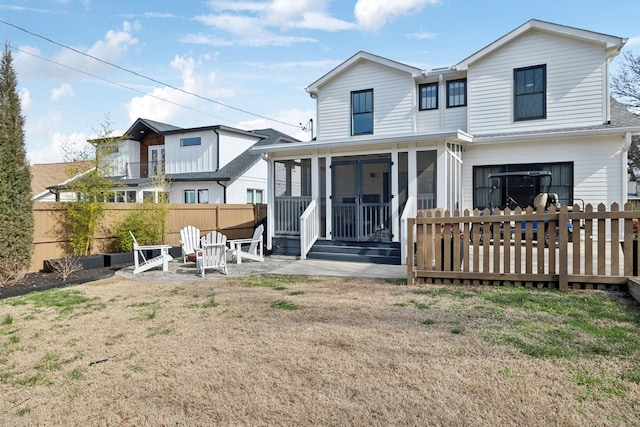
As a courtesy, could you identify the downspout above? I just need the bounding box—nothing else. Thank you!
[213,127,220,171]
[216,181,227,203]
[622,131,632,206]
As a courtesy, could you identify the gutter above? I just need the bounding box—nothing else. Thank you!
[472,126,640,144]
[216,181,227,203]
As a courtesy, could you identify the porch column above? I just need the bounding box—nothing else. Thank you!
[311,154,320,228]
[391,148,399,242]
[326,156,332,239]
[408,145,418,203]
[437,143,447,210]
[266,157,275,250]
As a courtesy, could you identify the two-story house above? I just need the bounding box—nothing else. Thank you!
[83,118,298,205]
[256,19,640,264]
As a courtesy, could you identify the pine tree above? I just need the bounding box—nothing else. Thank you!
[0,43,33,285]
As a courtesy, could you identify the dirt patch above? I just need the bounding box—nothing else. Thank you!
[0,276,638,426]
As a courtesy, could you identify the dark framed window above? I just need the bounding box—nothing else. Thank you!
[419,82,438,110]
[472,162,573,210]
[184,190,196,204]
[446,79,466,107]
[514,64,546,121]
[180,137,201,147]
[198,189,209,204]
[351,89,373,135]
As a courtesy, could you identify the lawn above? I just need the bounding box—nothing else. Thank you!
[1,275,639,426]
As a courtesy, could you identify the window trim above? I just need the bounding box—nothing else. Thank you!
[419,82,438,111]
[514,64,546,121]
[446,78,467,108]
[180,137,202,147]
[351,89,374,136]
[184,189,196,204]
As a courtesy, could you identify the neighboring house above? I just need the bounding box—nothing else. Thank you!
[70,118,298,204]
[255,19,640,263]
[30,161,94,202]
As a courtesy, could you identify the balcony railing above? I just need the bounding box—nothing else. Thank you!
[123,162,165,179]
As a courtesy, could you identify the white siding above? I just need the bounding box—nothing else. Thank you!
[416,79,468,133]
[316,61,414,140]
[218,131,260,168]
[170,182,225,204]
[462,136,624,210]
[165,130,218,174]
[227,160,268,204]
[468,31,606,134]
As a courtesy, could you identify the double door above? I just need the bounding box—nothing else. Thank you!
[332,158,391,241]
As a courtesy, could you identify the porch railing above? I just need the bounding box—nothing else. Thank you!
[417,193,436,209]
[275,196,312,235]
[407,202,638,290]
[400,196,416,265]
[332,202,391,241]
[300,200,319,260]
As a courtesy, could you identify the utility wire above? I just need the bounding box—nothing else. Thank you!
[0,18,302,129]
[11,46,239,126]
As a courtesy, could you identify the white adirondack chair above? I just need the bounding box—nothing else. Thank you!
[197,231,228,277]
[129,231,173,274]
[179,225,201,263]
[228,224,264,264]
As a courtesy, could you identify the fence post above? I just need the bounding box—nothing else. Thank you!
[558,205,568,291]
[407,218,415,285]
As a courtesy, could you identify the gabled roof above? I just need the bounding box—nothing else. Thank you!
[457,19,626,71]
[306,51,422,96]
[124,118,183,141]
[30,161,94,200]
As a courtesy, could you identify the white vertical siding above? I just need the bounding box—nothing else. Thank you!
[227,161,268,204]
[165,130,218,174]
[468,31,606,134]
[170,182,225,204]
[461,136,624,210]
[218,131,261,168]
[316,60,414,140]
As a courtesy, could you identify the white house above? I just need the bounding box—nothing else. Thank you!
[88,118,298,205]
[255,19,640,264]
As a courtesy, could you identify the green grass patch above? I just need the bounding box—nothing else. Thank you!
[271,300,299,310]
[16,407,31,416]
[571,369,626,401]
[234,275,301,288]
[288,290,305,296]
[2,314,13,325]
[394,299,430,309]
[421,318,435,326]
[128,300,160,308]
[5,289,104,317]
[273,286,287,291]
[35,353,62,372]
[620,366,640,384]
[201,297,218,308]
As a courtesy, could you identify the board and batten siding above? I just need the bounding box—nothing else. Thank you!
[461,135,624,210]
[316,61,415,140]
[468,31,606,135]
[218,131,261,169]
[165,130,218,174]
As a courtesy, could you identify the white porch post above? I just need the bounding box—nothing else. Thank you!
[436,143,448,210]
[311,154,320,230]
[391,148,399,242]
[326,156,332,240]
[408,145,418,205]
[266,157,275,250]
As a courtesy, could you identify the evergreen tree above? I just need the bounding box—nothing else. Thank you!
[0,43,33,285]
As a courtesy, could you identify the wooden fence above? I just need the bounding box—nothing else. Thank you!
[31,202,266,273]
[407,203,640,290]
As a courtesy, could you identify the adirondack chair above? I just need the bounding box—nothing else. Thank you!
[179,225,201,263]
[129,231,173,274]
[228,224,264,264]
[197,231,228,277]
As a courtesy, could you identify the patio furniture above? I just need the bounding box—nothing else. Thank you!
[179,225,201,263]
[228,224,264,264]
[197,231,228,277]
[129,231,173,274]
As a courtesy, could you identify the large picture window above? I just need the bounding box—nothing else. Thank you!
[514,64,546,121]
[446,79,466,108]
[351,89,373,135]
[419,82,438,110]
[473,162,573,210]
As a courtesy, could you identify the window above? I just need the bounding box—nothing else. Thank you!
[247,189,264,204]
[180,137,201,147]
[514,64,546,121]
[419,82,438,110]
[446,79,466,107]
[351,89,373,135]
[185,189,208,203]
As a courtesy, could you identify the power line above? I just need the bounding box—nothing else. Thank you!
[0,18,302,129]
[10,45,240,125]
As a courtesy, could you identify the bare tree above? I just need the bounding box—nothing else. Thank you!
[612,51,640,179]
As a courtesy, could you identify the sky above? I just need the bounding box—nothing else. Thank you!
[0,0,639,164]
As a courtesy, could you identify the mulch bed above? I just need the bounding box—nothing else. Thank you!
[0,265,123,300]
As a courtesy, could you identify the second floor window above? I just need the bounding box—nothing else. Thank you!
[351,89,373,135]
[446,79,466,107]
[180,137,201,147]
[419,82,438,110]
[514,64,546,121]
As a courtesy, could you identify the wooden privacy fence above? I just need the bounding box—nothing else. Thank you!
[31,203,266,273]
[407,203,640,290]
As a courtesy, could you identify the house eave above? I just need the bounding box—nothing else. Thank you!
[472,126,640,144]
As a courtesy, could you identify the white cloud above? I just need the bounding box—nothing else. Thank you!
[28,131,90,164]
[19,88,31,111]
[406,31,436,40]
[354,0,440,31]
[264,0,355,31]
[627,36,640,47]
[50,83,75,101]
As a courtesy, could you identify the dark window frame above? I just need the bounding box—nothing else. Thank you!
[419,82,438,111]
[180,137,202,147]
[514,64,546,121]
[446,78,467,108]
[351,89,374,135]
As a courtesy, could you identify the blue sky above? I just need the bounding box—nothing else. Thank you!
[1,0,639,164]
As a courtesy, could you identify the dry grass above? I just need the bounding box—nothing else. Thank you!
[1,275,639,426]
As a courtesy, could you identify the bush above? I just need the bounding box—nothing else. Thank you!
[113,202,167,252]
